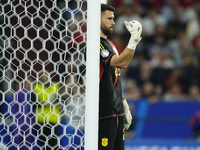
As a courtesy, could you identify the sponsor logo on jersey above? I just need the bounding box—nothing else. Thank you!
[102,137,108,147]
[101,49,109,57]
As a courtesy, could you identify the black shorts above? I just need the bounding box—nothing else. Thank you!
[98,116,125,150]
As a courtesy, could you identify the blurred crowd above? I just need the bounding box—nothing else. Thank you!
[107,0,200,102]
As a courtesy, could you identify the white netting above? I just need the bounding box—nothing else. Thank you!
[0,0,86,149]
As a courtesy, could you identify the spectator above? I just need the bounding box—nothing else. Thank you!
[168,31,193,66]
[189,110,200,140]
[186,0,200,41]
[164,68,181,91]
[135,60,154,87]
[141,81,154,99]
[165,6,187,41]
[114,4,141,35]
[141,6,167,37]
[191,34,200,61]
[153,84,164,100]
[33,72,61,149]
[188,85,200,101]
[123,79,141,101]
[161,0,186,23]
[0,77,36,149]
[135,0,165,12]
[179,53,200,90]
[148,33,175,69]
[162,82,186,102]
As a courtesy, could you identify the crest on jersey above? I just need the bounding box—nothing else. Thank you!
[101,49,109,57]
[102,137,108,147]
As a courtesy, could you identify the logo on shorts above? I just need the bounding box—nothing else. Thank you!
[102,137,108,147]
[101,49,109,57]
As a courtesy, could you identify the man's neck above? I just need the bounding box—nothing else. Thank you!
[100,31,107,39]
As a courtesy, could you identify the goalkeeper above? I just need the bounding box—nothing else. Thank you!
[85,4,142,150]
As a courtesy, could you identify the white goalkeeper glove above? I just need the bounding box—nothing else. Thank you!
[124,20,142,50]
[123,99,132,130]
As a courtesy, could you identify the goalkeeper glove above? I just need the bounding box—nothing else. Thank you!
[124,20,142,50]
[123,99,132,130]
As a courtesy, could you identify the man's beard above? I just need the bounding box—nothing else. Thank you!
[101,24,113,36]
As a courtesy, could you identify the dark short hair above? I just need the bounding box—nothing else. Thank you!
[101,3,115,13]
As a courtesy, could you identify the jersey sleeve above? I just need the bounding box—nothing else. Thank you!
[100,43,115,66]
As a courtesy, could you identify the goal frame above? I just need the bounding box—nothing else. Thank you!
[85,0,101,149]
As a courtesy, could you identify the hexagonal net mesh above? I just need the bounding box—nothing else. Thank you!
[0,0,86,149]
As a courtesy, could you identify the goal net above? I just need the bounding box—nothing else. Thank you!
[0,0,87,149]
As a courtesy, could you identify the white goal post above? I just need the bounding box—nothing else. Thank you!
[85,0,100,149]
[0,0,102,149]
